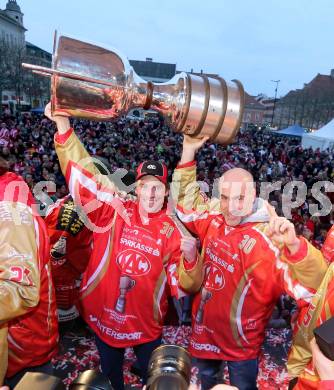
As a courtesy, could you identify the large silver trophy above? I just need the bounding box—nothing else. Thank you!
[23,33,244,144]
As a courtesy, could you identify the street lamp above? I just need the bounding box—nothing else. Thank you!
[271,80,280,127]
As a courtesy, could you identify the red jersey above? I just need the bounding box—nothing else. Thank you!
[288,264,334,390]
[320,225,334,263]
[45,195,92,310]
[54,128,202,348]
[173,161,327,360]
[0,172,58,378]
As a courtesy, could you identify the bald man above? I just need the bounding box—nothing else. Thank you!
[171,135,328,390]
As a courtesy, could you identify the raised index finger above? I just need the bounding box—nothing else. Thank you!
[265,201,278,219]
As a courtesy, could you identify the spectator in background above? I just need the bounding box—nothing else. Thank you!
[45,194,93,327]
[0,123,10,147]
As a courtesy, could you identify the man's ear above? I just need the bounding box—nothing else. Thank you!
[135,181,140,197]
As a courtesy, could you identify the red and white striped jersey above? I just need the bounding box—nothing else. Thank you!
[172,161,327,360]
[54,128,202,348]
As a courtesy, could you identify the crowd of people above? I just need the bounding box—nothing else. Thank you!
[1,110,333,244]
[0,107,334,390]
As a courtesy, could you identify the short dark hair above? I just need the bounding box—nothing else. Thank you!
[0,156,9,176]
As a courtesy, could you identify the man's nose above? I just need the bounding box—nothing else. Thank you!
[228,200,239,213]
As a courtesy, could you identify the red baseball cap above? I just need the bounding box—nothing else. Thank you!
[136,160,168,185]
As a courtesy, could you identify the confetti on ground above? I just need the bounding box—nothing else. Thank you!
[52,325,292,389]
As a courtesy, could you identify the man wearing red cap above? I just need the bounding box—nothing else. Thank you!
[45,103,202,390]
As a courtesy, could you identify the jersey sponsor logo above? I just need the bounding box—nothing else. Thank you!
[103,307,137,324]
[193,323,214,334]
[123,226,156,243]
[211,240,239,261]
[90,316,143,340]
[141,233,156,242]
[190,340,221,354]
[211,239,239,261]
[203,263,225,291]
[123,227,139,235]
[205,247,234,274]
[215,238,230,248]
[116,249,152,276]
[120,237,160,256]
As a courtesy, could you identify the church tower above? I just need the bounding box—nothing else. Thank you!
[4,0,24,26]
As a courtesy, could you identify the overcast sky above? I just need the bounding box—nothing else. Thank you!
[7,0,334,97]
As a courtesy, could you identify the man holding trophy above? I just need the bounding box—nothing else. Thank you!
[23,33,330,390]
[34,33,246,389]
[170,135,328,389]
[45,103,203,390]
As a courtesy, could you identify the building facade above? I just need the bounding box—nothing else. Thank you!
[275,70,334,130]
[24,41,51,108]
[0,0,51,112]
[130,57,176,83]
[0,0,25,46]
[242,93,266,129]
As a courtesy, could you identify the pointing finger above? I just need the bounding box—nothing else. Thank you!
[266,201,278,219]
